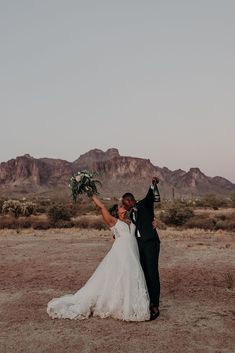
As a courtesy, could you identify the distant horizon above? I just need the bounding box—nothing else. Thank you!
[1,147,234,184]
[1,1,234,184]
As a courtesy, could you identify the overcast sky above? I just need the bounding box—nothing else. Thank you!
[0,0,234,181]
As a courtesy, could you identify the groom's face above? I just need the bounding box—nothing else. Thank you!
[122,197,136,211]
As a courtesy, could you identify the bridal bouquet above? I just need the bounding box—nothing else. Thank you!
[69,170,102,202]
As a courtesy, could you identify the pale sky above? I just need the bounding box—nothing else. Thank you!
[0,0,234,181]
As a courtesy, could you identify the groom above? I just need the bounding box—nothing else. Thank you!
[122,177,161,321]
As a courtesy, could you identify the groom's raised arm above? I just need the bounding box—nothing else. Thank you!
[143,177,161,208]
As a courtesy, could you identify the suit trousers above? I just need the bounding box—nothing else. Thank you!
[136,236,160,307]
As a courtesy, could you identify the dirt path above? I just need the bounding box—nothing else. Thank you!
[0,228,234,353]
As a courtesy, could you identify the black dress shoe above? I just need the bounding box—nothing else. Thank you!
[150,309,160,321]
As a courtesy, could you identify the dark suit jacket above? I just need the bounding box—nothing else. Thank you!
[131,187,160,243]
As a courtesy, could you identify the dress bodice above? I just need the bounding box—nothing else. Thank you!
[110,219,135,239]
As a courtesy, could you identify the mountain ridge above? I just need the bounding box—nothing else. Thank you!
[0,149,234,199]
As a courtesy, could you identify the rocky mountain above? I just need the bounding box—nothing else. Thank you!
[0,149,234,199]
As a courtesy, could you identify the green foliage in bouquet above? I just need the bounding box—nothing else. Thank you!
[69,170,102,202]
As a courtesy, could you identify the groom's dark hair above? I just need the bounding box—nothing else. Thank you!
[122,192,135,200]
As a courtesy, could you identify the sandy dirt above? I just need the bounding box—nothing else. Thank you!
[0,227,234,353]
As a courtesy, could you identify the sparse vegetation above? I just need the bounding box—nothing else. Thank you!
[185,212,235,231]
[194,194,228,209]
[230,193,235,208]
[0,196,234,231]
[223,272,234,290]
[47,205,72,225]
[0,199,5,214]
[74,217,107,230]
[2,200,36,218]
[160,204,194,226]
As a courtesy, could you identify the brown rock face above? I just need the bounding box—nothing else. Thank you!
[0,149,234,199]
[0,154,72,196]
[73,148,120,171]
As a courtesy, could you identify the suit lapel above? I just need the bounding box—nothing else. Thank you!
[130,206,138,224]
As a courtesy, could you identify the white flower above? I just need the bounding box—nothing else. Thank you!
[75,175,81,182]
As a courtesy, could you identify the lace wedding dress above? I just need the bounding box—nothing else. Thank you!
[47,220,150,321]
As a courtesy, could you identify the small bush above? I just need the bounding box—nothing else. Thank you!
[2,200,36,218]
[32,221,50,230]
[54,220,74,228]
[0,199,5,214]
[2,200,22,218]
[160,205,194,226]
[215,219,235,231]
[21,202,36,217]
[47,205,72,225]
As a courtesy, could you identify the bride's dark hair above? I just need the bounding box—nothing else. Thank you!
[109,204,119,218]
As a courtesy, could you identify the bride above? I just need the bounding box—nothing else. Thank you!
[47,195,150,322]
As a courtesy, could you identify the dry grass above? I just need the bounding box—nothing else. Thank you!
[185,212,235,231]
[74,216,108,230]
[0,228,234,353]
[1,207,235,232]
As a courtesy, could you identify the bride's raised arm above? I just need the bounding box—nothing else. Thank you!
[91,195,117,228]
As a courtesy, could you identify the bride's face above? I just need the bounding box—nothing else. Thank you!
[117,205,126,220]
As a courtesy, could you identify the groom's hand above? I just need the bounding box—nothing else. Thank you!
[152,219,158,229]
[152,177,160,185]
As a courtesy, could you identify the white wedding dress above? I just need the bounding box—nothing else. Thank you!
[47,220,150,321]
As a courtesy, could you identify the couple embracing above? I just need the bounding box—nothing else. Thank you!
[47,177,161,322]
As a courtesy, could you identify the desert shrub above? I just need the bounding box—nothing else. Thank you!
[230,193,235,208]
[47,205,72,225]
[160,204,194,226]
[185,215,216,230]
[33,199,52,214]
[196,194,228,209]
[2,200,36,218]
[74,217,107,230]
[34,204,47,214]
[32,221,50,230]
[223,272,234,289]
[214,217,235,231]
[214,220,226,230]
[2,200,22,218]
[54,220,74,228]
[0,199,5,214]
[217,214,227,221]
[90,218,107,230]
[18,219,31,228]
[20,201,36,217]
[185,212,235,231]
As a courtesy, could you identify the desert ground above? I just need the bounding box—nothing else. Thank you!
[0,227,234,353]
